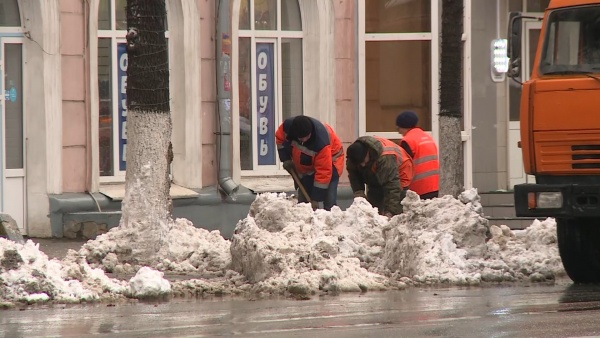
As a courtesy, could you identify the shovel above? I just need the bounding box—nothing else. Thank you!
[288,167,312,203]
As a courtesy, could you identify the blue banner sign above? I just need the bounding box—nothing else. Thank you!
[117,43,128,171]
[255,43,275,165]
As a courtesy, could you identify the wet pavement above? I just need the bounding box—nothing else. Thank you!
[4,280,600,337]
[27,237,88,260]
[4,238,600,337]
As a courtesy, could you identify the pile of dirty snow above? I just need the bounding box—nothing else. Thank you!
[377,191,563,285]
[0,238,172,305]
[80,218,231,277]
[229,190,564,294]
[0,188,565,306]
[230,193,389,294]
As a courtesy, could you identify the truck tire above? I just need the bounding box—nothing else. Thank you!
[557,217,600,283]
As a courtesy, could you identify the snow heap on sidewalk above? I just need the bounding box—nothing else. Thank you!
[230,193,390,294]
[377,191,562,285]
[229,190,563,294]
[0,188,565,306]
[79,217,231,277]
[0,238,129,305]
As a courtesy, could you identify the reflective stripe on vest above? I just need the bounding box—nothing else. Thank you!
[332,149,344,161]
[413,168,439,181]
[375,136,403,166]
[291,140,317,156]
[370,136,404,177]
[414,154,438,165]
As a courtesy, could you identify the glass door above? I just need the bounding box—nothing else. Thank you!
[1,37,25,231]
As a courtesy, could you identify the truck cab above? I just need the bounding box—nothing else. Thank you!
[508,1,600,282]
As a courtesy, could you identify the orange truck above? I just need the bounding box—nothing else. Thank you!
[508,0,600,283]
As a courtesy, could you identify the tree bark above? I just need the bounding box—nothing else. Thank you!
[439,0,464,198]
[121,0,172,258]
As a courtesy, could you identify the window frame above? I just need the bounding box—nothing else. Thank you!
[236,0,303,177]
[0,37,26,216]
[97,1,127,182]
[538,6,600,75]
[357,0,440,143]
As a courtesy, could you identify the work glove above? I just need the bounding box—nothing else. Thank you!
[310,200,319,210]
[283,160,295,173]
[353,190,367,199]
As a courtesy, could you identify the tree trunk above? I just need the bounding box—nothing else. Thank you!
[439,0,464,198]
[121,0,172,259]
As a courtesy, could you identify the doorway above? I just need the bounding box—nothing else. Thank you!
[508,19,541,187]
[0,37,26,232]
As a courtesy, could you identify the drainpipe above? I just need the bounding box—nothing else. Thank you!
[216,0,240,197]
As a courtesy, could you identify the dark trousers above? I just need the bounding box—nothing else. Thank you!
[297,168,340,211]
[420,191,439,200]
[366,187,385,211]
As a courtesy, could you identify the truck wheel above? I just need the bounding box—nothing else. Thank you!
[557,217,600,283]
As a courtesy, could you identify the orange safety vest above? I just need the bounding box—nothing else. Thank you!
[401,128,439,195]
[371,136,414,189]
[275,118,344,190]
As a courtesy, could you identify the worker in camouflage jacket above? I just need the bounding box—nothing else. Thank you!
[346,136,414,216]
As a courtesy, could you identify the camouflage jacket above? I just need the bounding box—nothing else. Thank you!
[346,136,404,215]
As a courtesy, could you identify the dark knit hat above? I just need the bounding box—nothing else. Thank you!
[347,141,369,165]
[395,111,419,128]
[291,115,313,138]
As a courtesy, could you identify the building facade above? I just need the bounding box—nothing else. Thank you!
[0,0,549,238]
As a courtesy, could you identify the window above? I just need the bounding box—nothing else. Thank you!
[97,0,168,178]
[3,43,23,170]
[0,1,24,174]
[237,0,303,173]
[97,0,127,178]
[540,6,600,74]
[359,0,435,139]
[0,0,20,26]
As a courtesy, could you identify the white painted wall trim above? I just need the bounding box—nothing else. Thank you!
[463,0,473,190]
[231,0,241,183]
[358,0,365,136]
[18,0,63,236]
[431,0,440,144]
[364,32,432,41]
[167,0,203,189]
[89,0,100,192]
[299,0,336,127]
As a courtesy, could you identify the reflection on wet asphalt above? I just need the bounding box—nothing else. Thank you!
[3,279,600,337]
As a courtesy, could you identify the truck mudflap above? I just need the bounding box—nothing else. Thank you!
[514,183,600,218]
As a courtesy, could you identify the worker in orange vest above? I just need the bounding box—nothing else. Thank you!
[275,115,344,210]
[395,111,440,199]
[346,136,414,216]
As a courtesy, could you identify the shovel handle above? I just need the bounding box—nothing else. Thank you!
[289,168,311,202]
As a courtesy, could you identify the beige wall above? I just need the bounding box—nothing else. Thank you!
[334,0,355,185]
[60,0,88,193]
